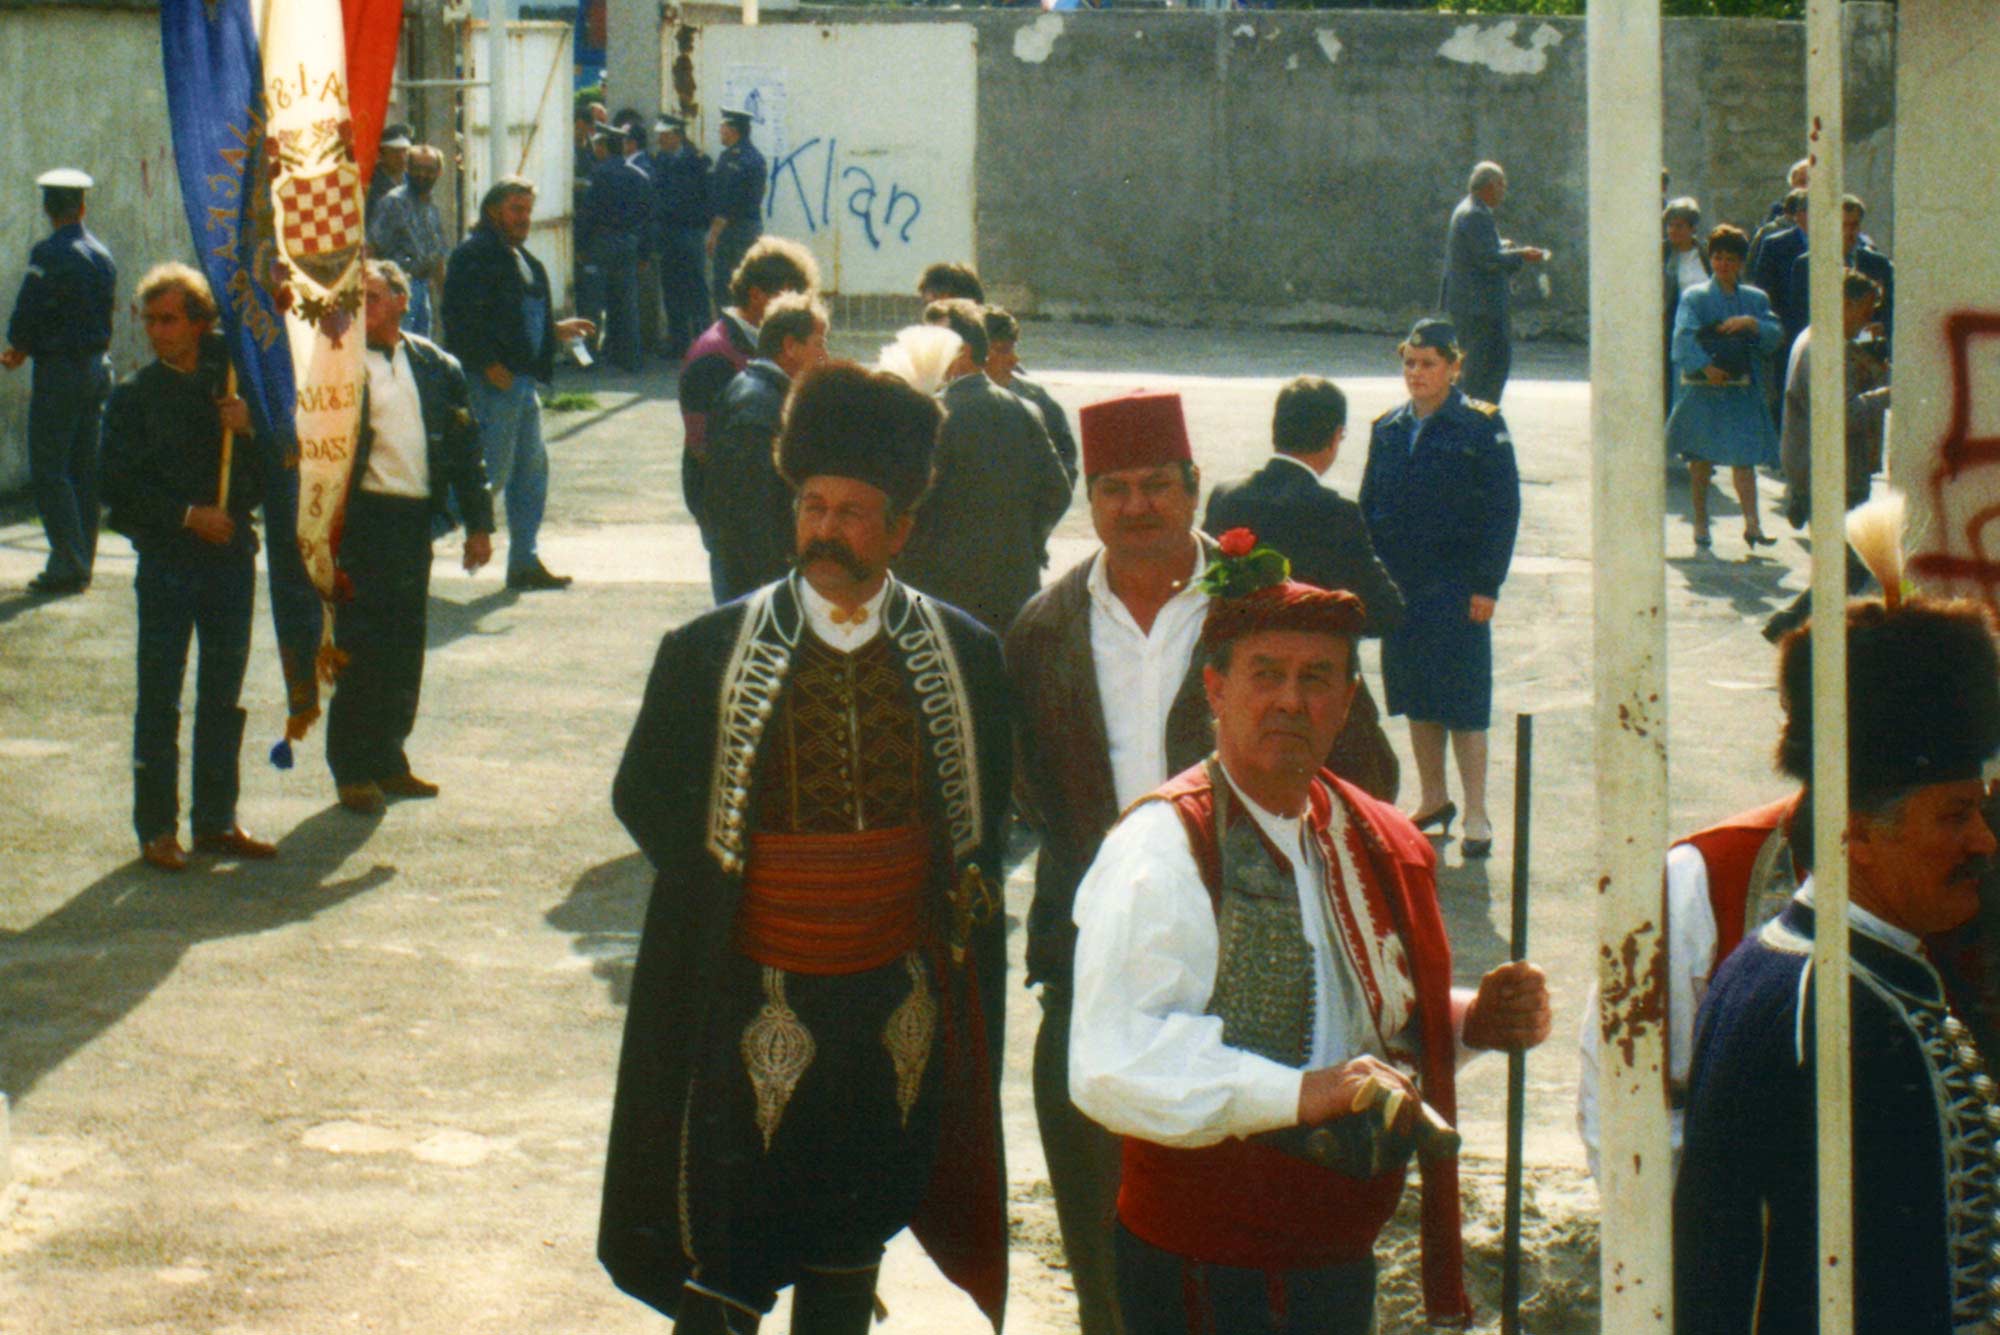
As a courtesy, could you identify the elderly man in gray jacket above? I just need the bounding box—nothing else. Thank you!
[1440,160,1548,406]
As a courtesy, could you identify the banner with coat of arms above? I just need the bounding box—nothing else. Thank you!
[161,0,401,744]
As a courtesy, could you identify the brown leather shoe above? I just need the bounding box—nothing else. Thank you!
[379,773,440,799]
[142,834,188,872]
[194,826,278,860]
[337,781,386,814]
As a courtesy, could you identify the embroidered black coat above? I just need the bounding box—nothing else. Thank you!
[1675,899,2000,1333]
[601,574,1014,1326]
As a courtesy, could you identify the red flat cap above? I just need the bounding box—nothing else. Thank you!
[1079,389,1192,478]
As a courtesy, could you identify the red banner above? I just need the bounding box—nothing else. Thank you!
[342,0,404,184]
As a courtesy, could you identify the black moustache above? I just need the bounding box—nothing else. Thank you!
[798,539,869,581]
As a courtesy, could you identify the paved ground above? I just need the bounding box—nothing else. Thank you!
[0,324,1817,1333]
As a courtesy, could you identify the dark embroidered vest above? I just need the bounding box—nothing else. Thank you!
[756,631,923,834]
[1206,765,1317,1067]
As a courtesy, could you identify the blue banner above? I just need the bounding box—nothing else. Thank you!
[160,0,327,724]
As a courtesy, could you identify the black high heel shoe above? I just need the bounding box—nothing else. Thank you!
[1412,801,1457,837]
[1745,529,1777,548]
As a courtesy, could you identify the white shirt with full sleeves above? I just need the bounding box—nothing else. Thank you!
[1069,770,1388,1149]
[1087,548,1209,811]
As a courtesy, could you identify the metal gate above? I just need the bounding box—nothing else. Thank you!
[461,19,575,310]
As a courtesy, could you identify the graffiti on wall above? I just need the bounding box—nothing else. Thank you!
[1909,311,2000,614]
[766,136,924,251]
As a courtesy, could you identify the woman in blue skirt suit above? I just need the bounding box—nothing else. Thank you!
[1360,317,1521,858]
[1666,225,1782,555]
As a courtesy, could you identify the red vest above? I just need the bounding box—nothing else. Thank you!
[1676,795,1798,964]
[1116,764,1472,1326]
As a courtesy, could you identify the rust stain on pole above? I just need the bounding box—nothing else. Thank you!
[1600,921,1667,1067]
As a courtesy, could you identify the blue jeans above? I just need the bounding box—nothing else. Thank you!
[401,278,434,338]
[29,352,110,582]
[133,551,256,844]
[592,231,644,370]
[467,375,548,574]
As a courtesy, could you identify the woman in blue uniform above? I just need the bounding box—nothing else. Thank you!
[1666,224,1782,555]
[1360,318,1521,858]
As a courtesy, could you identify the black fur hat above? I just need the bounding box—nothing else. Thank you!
[1777,597,2000,811]
[776,360,941,514]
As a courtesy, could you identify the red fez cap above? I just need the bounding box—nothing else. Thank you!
[1202,580,1367,654]
[1198,528,1368,652]
[1079,389,1192,478]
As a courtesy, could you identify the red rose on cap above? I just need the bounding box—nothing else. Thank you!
[1218,527,1257,559]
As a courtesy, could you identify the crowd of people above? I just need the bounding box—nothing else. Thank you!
[1660,156,1897,594]
[5,130,1992,1335]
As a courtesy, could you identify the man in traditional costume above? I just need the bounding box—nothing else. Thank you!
[1006,388,1219,1335]
[1674,580,2000,1333]
[601,361,1013,1334]
[1069,535,1552,1334]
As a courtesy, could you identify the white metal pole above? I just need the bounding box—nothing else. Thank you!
[743,0,759,28]
[1588,2,1674,1327]
[486,0,509,193]
[1805,0,1855,1329]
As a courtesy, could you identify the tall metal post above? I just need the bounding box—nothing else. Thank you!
[1587,2,1674,1328]
[1805,0,1855,1327]
[486,0,509,192]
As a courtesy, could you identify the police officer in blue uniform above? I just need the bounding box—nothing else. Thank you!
[705,106,766,313]
[650,113,712,361]
[585,120,653,373]
[1359,317,1521,858]
[5,168,117,596]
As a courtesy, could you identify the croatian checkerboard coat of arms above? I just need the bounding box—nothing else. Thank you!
[267,116,363,339]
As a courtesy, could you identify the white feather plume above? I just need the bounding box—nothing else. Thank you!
[876,325,962,398]
[1845,489,1908,609]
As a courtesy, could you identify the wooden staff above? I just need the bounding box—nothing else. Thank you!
[215,361,238,509]
[1502,713,1533,1335]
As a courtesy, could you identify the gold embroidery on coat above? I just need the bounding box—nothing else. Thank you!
[741,965,815,1150]
[882,954,938,1125]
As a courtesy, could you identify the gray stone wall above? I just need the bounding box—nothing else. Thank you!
[719,3,1894,337]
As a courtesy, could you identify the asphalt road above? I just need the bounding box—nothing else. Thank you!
[0,324,1816,1332]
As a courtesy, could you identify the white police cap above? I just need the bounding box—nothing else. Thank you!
[36,168,93,190]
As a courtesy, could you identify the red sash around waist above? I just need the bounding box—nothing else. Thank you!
[735,825,930,974]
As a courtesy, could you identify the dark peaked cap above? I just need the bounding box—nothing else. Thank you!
[777,360,942,514]
[1777,596,2000,809]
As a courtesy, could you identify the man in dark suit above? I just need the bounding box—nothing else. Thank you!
[984,305,1078,485]
[705,291,829,601]
[1203,375,1405,801]
[1783,193,1895,348]
[327,261,496,815]
[895,298,1073,634]
[1440,160,1547,406]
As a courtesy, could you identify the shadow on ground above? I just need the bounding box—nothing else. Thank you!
[1667,551,1794,618]
[546,852,650,1007]
[0,804,393,1101]
[426,586,521,652]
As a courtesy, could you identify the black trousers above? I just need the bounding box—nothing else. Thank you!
[133,551,255,844]
[1455,314,1512,406]
[327,491,433,787]
[1114,1225,1377,1335]
[1034,984,1127,1335]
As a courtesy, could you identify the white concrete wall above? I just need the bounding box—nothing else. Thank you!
[693,23,977,297]
[0,7,193,492]
[1892,2,2000,608]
